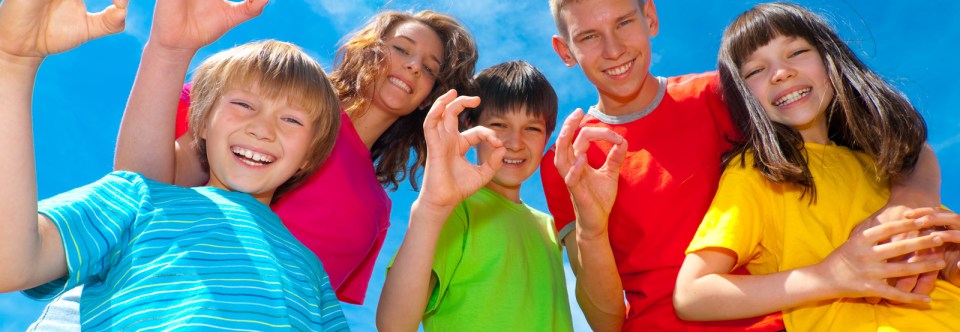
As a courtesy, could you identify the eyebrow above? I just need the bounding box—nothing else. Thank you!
[398,35,443,68]
[571,9,638,41]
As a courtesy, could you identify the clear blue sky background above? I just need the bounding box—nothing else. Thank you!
[1,0,957,331]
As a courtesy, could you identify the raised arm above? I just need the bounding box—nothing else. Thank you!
[113,0,266,185]
[674,217,960,321]
[0,0,125,292]
[553,109,627,331]
[377,90,504,331]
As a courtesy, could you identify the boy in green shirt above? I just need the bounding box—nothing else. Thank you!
[378,61,573,331]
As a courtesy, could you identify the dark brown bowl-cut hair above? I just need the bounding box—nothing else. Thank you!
[189,40,341,202]
[331,10,478,191]
[461,60,558,137]
[717,2,927,201]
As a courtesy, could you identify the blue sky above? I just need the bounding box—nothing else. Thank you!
[2,0,958,331]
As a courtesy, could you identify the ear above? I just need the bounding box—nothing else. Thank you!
[644,0,660,37]
[552,35,577,67]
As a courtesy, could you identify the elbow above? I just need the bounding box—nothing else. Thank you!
[672,287,705,321]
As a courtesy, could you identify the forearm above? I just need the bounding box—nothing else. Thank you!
[377,200,451,331]
[675,259,833,321]
[114,42,196,182]
[571,228,626,331]
[888,144,940,208]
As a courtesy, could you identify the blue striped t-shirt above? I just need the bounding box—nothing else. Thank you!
[24,171,348,331]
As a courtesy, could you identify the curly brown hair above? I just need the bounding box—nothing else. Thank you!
[331,10,478,191]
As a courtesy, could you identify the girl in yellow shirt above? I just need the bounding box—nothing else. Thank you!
[673,3,960,331]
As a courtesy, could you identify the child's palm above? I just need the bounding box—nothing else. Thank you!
[420,91,503,208]
[554,110,626,234]
[150,0,266,51]
[0,0,126,58]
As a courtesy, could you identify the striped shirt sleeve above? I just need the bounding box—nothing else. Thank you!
[25,171,146,300]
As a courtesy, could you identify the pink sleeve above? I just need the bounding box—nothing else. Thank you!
[175,84,191,139]
[334,224,389,304]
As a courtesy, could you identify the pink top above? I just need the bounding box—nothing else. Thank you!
[177,86,391,304]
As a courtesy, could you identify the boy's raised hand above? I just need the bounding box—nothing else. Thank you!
[418,90,505,210]
[149,0,267,52]
[0,0,126,60]
[553,109,626,237]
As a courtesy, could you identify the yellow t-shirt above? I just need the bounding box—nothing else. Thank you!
[687,142,960,331]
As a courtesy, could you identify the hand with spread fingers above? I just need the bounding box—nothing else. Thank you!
[553,109,626,237]
[417,89,505,212]
[149,0,267,53]
[0,0,127,61]
[821,214,960,303]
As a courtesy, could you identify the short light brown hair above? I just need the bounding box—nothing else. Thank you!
[188,40,341,201]
[550,0,645,39]
[331,10,478,191]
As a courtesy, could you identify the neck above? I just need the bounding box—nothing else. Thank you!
[350,105,400,149]
[204,179,275,206]
[797,114,830,145]
[485,183,522,204]
[595,74,659,116]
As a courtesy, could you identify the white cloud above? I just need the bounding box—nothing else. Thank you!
[305,0,379,34]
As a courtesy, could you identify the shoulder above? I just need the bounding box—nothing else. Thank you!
[718,151,769,186]
[666,71,721,95]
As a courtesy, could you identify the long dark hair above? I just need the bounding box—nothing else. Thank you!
[717,2,927,200]
[331,10,477,191]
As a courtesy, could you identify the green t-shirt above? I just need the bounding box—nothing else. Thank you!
[422,187,573,331]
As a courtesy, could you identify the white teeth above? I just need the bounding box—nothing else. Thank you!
[773,88,811,106]
[231,146,275,165]
[503,159,524,165]
[605,62,632,76]
[388,77,412,93]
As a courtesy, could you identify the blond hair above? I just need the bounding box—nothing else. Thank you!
[188,40,341,201]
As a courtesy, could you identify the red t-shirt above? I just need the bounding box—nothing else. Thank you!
[541,72,783,331]
[177,85,390,304]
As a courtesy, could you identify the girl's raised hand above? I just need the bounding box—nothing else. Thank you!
[418,90,504,210]
[553,109,626,237]
[0,0,127,60]
[149,0,267,53]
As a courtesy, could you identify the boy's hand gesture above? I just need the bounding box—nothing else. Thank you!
[0,0,126,60]
[149,0,267,53]
[553,109,626,238]
[418,90,505,211]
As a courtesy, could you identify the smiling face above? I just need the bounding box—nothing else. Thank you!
[370,21,444,119]
[740,35,834,144]
[474,108,549,203]
[552,0,659,113]
[202,84,315,204]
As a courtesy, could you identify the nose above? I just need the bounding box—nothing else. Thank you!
[501,129,522,152]
[602,35,626,60]
[246,115,276,141]
[770,64,796,84]
[404,57,423,77]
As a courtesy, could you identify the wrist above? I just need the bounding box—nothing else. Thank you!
[410,199,456,224]
[576,224,609,244]
[0,51,43,73]
[142,41,198,65]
